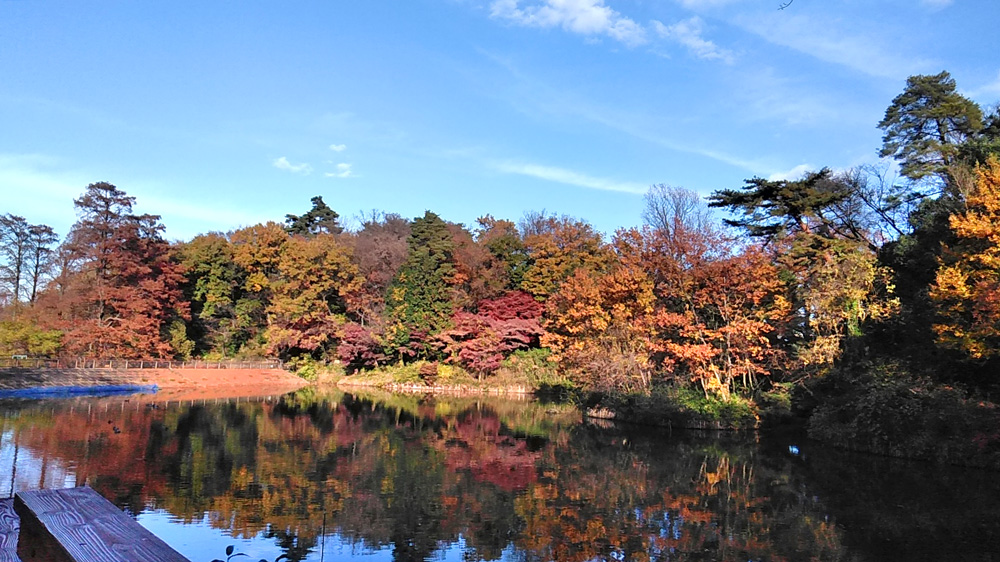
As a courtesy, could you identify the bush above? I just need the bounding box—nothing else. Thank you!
[589,385,760,430]
[286,356,319,381]
[756,383,795,426]
[499,348,574,390]
[807,361,1000,468]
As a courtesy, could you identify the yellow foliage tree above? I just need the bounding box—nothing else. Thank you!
[931,157,1000,358]
[267,233,360,357]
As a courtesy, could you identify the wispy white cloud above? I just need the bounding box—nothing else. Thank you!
[489,0,647,46]
[732,13,931,79]
[768,163,813,181]
[0,153,262,240]
[325,163,355,178]
[653,17,735,63]
[272,156,313,175]
[474,49,768,172]
[969,70,1000,99]
[494,160,647,194]
[328,144,347,152]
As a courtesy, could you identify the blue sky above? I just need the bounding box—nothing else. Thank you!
[2,0,998,241]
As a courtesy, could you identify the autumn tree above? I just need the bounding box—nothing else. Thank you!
[346,212,410,327]
[710,171,895,368]
[637,222,791,398]
[438,291,544,377]
[448,222,509,309]
[542,230,656,392]
[229,222,289,354]
[0,214,31,305]
[0,214,52,306]
[266,233,359,359]
[25,224,58,303]
[54,183,188,358]
[931,157,1000,359]
[519,212,611,299]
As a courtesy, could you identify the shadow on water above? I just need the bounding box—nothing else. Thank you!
[1,389,999,561]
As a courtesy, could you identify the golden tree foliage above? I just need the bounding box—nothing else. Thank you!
[931,157,1000,358]
[791,236,898,366]
[266,233,360,356]
[230,221,288,294]
[520,216,613,299]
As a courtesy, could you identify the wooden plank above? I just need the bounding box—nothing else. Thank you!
[14,487,188,562]
[0,499,21,562]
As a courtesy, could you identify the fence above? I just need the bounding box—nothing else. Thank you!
[0,358,284,370]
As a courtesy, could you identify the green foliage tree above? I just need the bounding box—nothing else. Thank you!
[284,196,342,237]
[385,211,457,356]
[177,233,246,357]
[475,215,530,290]
[0,318,61,356]
[878,71,983,183]
[708,169,850,240]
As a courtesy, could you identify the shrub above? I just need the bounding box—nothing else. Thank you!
[590,385,760,430]
[807,361,1000,468]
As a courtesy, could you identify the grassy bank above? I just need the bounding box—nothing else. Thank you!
[316,349,576,396]
[582,385,795,431]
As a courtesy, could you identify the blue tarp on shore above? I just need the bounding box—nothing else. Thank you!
[0,384,158,399]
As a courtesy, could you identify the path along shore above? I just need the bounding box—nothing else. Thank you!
[0,367,308,401]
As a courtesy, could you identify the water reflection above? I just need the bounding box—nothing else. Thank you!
[1,389,998,561]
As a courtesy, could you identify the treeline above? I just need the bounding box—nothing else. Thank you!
[2,70,1000,403]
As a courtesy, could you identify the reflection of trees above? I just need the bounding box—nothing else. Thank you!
[511,427,848,562]
[7,393,995,561]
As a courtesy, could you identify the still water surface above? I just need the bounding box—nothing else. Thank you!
[1,387,998,561]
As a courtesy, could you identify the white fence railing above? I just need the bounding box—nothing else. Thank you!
[0,358,284,370]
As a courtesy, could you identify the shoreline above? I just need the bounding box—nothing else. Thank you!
[0,366,308,401]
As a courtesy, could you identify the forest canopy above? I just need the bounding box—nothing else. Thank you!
[2,70,1000,406]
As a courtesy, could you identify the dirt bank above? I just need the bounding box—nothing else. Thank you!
[0,367,308,400]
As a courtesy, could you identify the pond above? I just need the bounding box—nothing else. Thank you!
[1,387,998,561]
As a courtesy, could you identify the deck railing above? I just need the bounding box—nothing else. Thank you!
[0,357,284,370]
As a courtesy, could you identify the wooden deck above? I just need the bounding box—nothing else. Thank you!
[14,487,189,562]
[0,499,19,562]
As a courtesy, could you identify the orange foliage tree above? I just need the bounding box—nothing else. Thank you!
[931,157,1000,358]
[542,229,657,392]
[47,183,188,358]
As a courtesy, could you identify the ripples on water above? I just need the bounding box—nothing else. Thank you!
[1,387,998,561]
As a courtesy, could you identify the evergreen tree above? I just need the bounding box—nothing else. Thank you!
[878,71,983,184]
[284,196,342,237]
[385,211,456,356]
